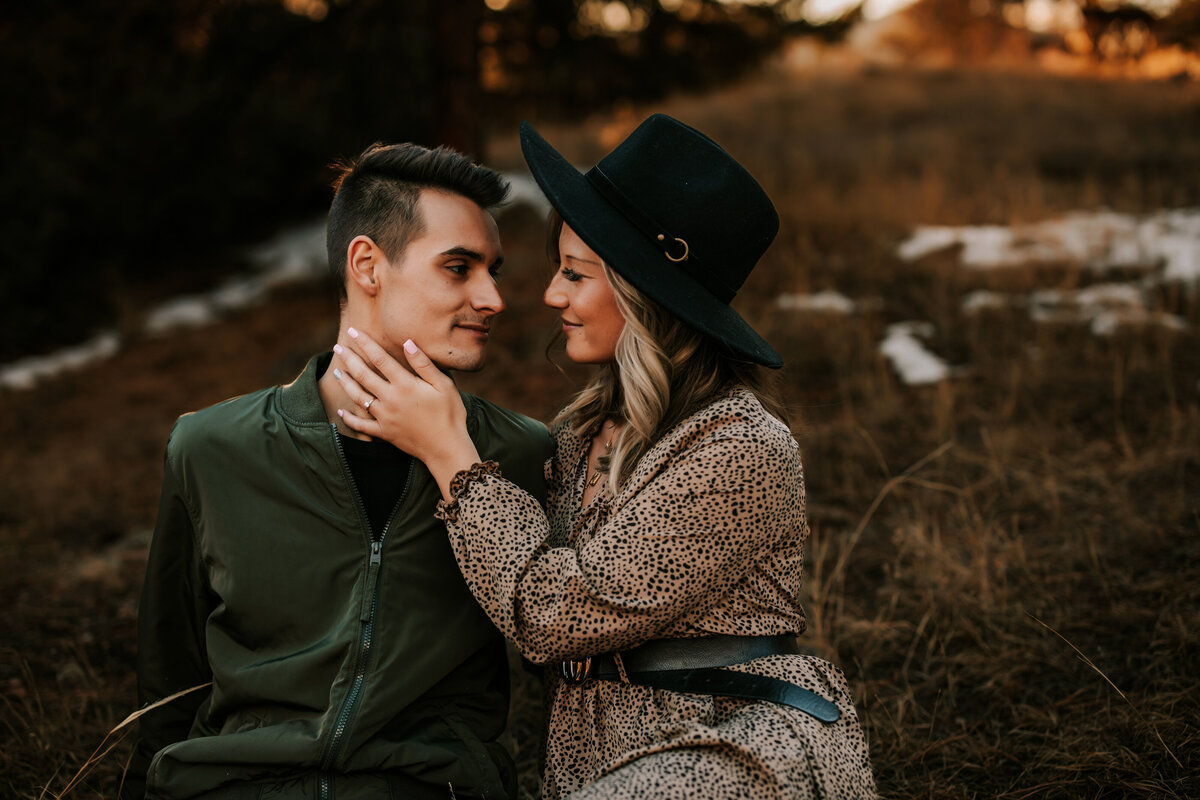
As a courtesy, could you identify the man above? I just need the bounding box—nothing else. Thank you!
[130,143,553,800]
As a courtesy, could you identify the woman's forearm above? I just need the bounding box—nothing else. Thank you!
[424,434,485,501]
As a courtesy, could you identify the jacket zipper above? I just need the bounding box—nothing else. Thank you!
[319,425,416,800]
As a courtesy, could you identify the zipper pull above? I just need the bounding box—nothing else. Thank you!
[359,541,382,622]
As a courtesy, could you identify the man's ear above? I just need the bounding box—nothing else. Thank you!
[346,235,385,297]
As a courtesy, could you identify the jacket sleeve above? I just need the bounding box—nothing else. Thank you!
[126,444,214,799]
[442,426,803,664]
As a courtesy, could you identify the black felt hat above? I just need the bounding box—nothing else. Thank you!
[520,114,783,368]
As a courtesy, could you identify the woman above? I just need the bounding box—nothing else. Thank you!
[333,114,876,798]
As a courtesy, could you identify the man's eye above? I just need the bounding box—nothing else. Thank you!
[447,263,468,276]
[489,266,503,281]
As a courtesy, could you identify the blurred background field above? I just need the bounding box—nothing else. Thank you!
[2,1,1199,798]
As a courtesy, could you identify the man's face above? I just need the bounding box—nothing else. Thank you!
[373,189,504,372]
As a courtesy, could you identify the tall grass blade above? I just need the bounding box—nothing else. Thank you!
[1029,614,1183,770]
[50,683,212,800]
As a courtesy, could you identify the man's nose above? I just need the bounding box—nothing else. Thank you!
[472,272,505,313]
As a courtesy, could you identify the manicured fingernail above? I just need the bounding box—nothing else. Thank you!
[333,344,343,355]
[337,409,344,418]
[333,368,343,379]
[348,328,359,339]
[403,339,417,354]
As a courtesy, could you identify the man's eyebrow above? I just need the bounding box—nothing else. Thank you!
[441,246,503,269]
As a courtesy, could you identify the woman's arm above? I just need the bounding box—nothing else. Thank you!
[444,417,804,664]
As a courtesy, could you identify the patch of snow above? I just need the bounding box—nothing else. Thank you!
[959,226,1034,268]
[247,218,328,283]
[962,290,1017,313]
[1150,210,1200,282]
[1028,282,1187,336]
[142,217,333,337]
[143,296,220,336]
[880,322,950,386]
[1073,283,1144,307]
[1030,284,1142,327]
[898,208,1200,284]
[895,226,960,262]
[0,332,121,391]
[1089,311,1119,337]
[211,278,269,312]
[776,290,857,314]
[1089,309,1187,337]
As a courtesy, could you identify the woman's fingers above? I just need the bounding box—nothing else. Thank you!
[345,327,407,384]
[400,339,453,391]
[333,342,397,403]
[331,362,376,413]
[337,408,382,438]
[348,329,455,394]
[332,330,459,432]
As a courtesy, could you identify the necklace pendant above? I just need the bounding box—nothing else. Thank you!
[587,471,602,488]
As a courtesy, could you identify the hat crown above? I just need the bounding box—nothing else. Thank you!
[589,114,779,298]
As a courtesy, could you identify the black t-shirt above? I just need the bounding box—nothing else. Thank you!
[338,433,413,539]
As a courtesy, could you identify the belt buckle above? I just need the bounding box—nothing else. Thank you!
[560,657,593,684]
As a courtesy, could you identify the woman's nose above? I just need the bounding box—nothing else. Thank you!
[543,274,567,308]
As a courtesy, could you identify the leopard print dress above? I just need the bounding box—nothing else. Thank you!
[438,387,876,799]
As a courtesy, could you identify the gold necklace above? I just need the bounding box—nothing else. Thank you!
[587,421,618,488]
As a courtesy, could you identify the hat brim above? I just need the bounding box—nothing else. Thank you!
[520,122,782,369]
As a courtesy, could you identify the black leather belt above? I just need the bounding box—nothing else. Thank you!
[559,635,840,724]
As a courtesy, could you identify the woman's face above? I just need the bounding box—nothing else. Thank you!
[544,224,626,364]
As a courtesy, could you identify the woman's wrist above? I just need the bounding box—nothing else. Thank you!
[425,434,484,500]
[434,460,504,525]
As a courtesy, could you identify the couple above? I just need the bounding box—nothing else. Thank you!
[131,115,876,800]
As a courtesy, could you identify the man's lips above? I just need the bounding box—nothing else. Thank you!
[456,322,491,334]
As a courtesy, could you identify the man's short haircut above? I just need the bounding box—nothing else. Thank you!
[326,142,510,300]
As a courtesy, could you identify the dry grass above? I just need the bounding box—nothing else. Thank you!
[3,65,1199,798]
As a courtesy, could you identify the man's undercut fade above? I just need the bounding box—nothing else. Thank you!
[326,143,510,300]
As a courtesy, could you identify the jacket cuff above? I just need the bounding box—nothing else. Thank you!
[435,461,503,524]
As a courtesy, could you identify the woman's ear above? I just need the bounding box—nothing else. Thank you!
[346,235,384,297]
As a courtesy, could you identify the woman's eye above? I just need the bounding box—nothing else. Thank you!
[561,267,582,282]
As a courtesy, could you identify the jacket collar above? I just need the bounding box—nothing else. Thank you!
[276,350,482,436]
[278,351,335,426]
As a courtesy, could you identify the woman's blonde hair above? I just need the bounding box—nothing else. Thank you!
[548,214,788,490]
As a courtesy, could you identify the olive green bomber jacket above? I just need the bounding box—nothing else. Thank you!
[131,353,553,800]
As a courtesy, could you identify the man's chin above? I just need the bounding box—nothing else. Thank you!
[451,360,487,374]
[432,352,488,374]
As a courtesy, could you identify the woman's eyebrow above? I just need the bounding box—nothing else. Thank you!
[564,253,602,267]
